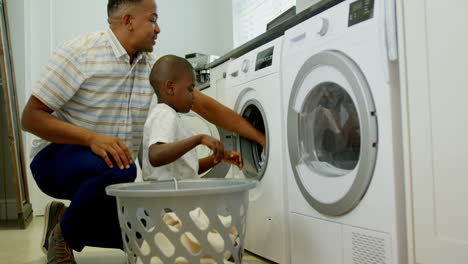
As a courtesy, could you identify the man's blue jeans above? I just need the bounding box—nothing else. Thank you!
[30,144,137,251]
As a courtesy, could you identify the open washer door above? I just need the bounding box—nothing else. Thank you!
[236,99,268,182]
[287,50,378,216]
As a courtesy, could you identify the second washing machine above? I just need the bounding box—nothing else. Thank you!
[222,37,288,264]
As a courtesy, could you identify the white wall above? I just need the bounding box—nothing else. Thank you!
[50,0,234,58]
[50,0,109,47]
[7,0,28,158]
[232,0,294,47]
[7,0,26,112]
[156,0,233,57]
[23,0,55,216]
[22,0,233,97]
[8,0,233,215]
[12,0,233,109]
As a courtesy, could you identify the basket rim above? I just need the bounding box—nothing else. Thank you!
[105,178,257,198]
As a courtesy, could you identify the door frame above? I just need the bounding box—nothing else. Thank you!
[0,0,33,228]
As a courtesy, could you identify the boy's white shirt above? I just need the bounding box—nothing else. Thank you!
[142,103,199,181]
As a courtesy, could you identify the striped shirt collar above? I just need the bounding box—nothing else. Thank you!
[107,28,148,62]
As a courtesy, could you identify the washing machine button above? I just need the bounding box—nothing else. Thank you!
[241,59,250,73]
[230,70,239,77]
[317,17,329,36]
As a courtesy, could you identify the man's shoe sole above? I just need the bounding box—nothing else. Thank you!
[41,201,64,255]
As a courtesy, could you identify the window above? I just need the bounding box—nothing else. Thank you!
[232,0,295,47]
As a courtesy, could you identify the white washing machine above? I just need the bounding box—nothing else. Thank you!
[223,37,288,263]
[210,59,232,107]
[281,0,406,264]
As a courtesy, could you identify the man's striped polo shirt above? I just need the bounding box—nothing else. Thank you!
[31,29,156,159]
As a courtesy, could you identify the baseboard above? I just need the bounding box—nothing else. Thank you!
[0,198,18,220]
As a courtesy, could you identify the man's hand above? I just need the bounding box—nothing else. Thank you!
[223,150,243,169]
[200,135,225,164]
[88,134,132,169]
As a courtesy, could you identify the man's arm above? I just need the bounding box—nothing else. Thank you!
[21,95,132,169]
[191,89,266,149]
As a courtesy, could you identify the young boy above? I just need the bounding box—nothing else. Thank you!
[142,55,243,181]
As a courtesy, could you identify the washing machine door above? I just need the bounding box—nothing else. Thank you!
[180,112,233,178]
[236,99,268,181]
[287,50,378,216]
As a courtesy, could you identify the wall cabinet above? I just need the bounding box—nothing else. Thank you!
[399,0,468,263]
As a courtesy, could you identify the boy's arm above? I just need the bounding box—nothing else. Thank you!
[191,89,266,151]
[148,135,224,167]
[198,150,243,174]
[198,155,218,174]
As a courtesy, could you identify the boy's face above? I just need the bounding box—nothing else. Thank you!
[173,70,195,113]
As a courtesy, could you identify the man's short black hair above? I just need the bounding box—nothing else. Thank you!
[107,0,143,17]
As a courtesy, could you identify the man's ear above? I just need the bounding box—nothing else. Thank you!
[166,80,175,95]
[122,13,133,31]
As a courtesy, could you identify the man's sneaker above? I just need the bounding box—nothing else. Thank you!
[47,231,76,264]
[41,201,65,255]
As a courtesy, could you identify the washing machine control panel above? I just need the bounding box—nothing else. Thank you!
[255,46,274,71]
[348,0,375,27]
[226,37,282,87]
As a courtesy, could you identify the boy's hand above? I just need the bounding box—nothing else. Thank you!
[223,150,243,169]
[200,135,225,164]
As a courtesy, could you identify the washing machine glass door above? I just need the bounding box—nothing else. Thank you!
[237,99,268,181]
[287,50,378,216]
[180,112,232,178]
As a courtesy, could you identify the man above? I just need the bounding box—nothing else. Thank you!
[21,0,265,263]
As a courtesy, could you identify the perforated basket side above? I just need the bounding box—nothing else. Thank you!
[116,190,250,264]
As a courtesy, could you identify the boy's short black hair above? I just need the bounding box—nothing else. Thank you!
[107,0,143,17]
[149,55,194,95]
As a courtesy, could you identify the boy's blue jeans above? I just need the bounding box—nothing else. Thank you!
[30,144,137,251]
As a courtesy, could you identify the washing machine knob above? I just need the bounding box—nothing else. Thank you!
[317,17,329,36]
[241,59,250,73]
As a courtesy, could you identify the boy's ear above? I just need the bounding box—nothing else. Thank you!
[165,80,175,95]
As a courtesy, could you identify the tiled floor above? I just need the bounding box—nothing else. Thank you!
[0,217,274,264]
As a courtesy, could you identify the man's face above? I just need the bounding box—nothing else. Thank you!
[130,0,160,52]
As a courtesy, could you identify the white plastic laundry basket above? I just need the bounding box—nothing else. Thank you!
[106,179,256,264]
